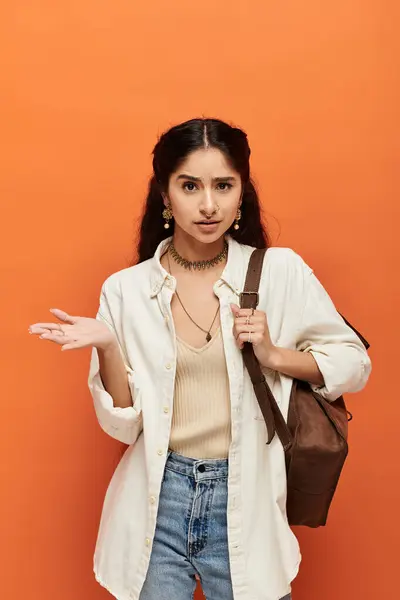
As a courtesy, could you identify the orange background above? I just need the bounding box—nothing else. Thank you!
[1,2,399,599]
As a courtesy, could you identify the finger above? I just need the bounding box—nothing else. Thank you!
[234,324,261,335]
[49,308,77,324]
[30,323,67,332]
[233,330,244,349]
[237,331,263,345]
[230,304,241,317]
[231,305,258,318]
[61,343,81,351]
[39,332,68,345]
[29,326,52,335]
[234,315,263,325]
[236,308,262,318]
[35,328,66,338]
[233,329,262,348]
[29,325,69,339]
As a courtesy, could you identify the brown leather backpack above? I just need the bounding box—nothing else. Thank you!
[240,248,370,527]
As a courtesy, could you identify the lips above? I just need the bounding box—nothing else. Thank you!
[195,220,221,225]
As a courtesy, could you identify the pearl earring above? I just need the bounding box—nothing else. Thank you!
[234,208,242,230]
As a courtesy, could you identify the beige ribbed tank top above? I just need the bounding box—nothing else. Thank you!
[168,328,232,459]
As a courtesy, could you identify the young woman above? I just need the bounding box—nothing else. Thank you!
[28,118,371,600]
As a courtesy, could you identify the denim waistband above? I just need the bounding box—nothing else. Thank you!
[166,450,229,481]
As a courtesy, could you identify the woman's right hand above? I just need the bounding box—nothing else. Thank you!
[28,308,118,352]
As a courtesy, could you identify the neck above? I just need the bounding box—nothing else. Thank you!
[172,228,226,263]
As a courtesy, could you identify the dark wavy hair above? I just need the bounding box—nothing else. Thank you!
[136,118,270,263]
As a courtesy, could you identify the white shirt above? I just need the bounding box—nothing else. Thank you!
[88,236,371,600]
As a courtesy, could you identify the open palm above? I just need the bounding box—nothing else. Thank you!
[28,308,116,351]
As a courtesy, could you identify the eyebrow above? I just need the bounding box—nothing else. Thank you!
[176,174,237,183]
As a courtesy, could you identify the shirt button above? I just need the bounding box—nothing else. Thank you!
[165,363,172,370]
[163,406,169,414]
[145,538,151,546]
[157,449,163,456]
[164,315,169,323]
[149,496,156,504]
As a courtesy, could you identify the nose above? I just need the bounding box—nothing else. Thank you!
[199,188,219,217]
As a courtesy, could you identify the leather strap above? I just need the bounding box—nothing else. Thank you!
[240,248,370,450]
[240,249,292,449]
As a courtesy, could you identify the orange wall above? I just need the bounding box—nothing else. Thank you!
[1,2,398,599]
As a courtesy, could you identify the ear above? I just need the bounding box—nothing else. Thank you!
[161,192,169,208]
[161,192,171,208]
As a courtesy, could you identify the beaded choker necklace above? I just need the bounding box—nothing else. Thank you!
[168,241,228,271]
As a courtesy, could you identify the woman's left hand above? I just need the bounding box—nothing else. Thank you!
[230,303,278,368]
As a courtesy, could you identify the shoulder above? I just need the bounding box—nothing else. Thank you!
[237,243,312,271]
[99,258,154,298]
[236,242,313,276]
[265,247,313,276]
[257,247,314,302]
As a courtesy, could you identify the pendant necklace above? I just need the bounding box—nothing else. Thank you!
[167,247,221,343]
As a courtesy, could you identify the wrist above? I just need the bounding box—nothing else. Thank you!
[255,339,281,369]
[97,337,119,354]
[260,344,282,370]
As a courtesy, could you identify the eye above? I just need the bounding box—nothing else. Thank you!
[216,182,233,191]
[183,182,197,192]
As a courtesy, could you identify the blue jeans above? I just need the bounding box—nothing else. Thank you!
[139,451,291,600]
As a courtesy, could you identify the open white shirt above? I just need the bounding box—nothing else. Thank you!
[88,236,371,600]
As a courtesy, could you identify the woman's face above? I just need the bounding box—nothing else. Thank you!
[165,147,242,244]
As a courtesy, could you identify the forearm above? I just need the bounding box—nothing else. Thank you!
[266,346,325,386]
[98,342,133,408]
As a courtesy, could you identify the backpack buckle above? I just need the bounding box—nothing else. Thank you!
[239,291,259,308]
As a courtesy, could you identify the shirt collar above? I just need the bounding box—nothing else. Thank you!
[149,235,245,298]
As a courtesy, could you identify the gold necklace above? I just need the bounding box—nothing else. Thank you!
[169,240,228,270]
[167,250,220,343]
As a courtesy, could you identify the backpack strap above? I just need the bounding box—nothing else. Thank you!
[240,248,369,449]
[240,249,292,449]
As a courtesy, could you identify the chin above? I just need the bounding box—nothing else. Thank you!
[190,229,227,245]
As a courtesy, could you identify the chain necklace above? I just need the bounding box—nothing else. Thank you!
[169,240,228,271]
[167,249,220,343]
